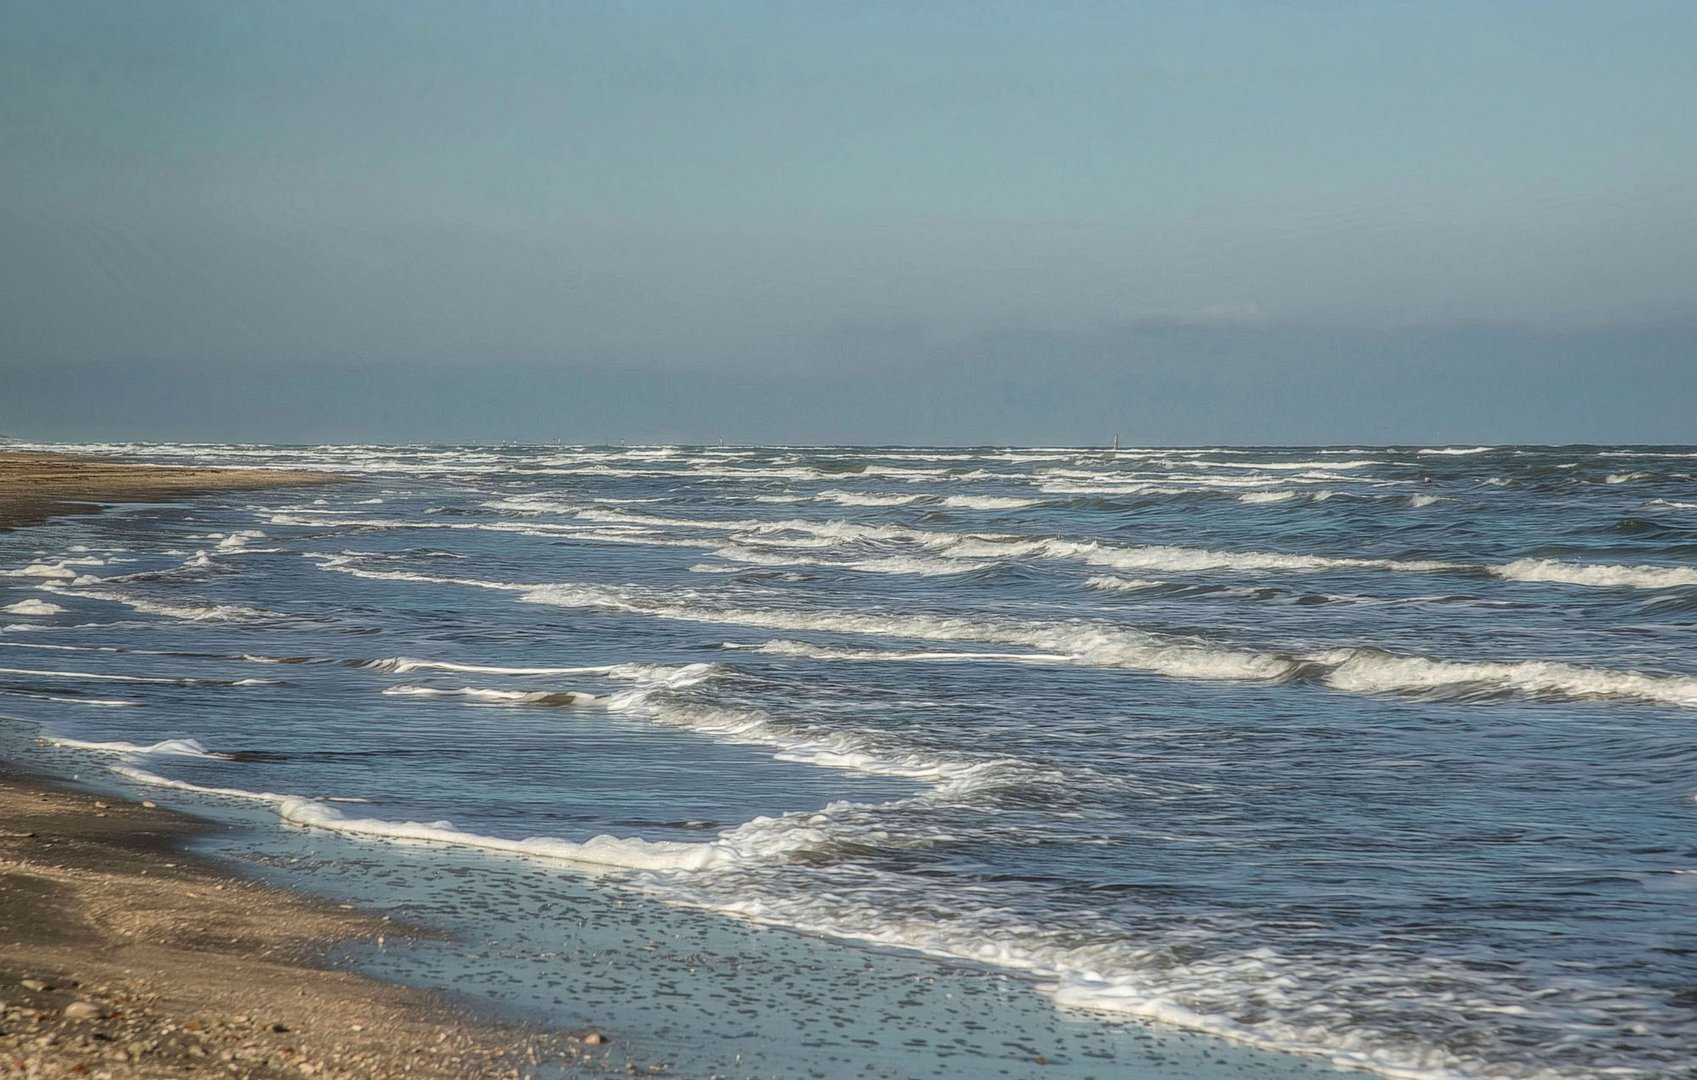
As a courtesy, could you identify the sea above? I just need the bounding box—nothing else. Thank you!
[2,442,1695,1080]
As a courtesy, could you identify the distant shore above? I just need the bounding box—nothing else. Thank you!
[0,449,345,530]
[0,451,605,1078]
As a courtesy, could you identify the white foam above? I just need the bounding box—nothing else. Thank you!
[706,543,980,577]
[383,684,599,707]
[1025,537,1462,577]
[938,495,1042,510]
[737,640,1074,666]
[3,562,81,581]
[46,735,225,758]
[2,599,65,616]
[816,490,927,507]
[1238,490,1296,504]
[48,586,281,622]
[279,800,749,871]
[516,581,1292,683]
[1495,558,1697,589]
[215,529,267,552]
[107,764,768,873]
[1085,576,1167,592]
[1316,648,1697,708]
[1416,446,1495,455]
[359,656,638,677]
[379,656,1044,799]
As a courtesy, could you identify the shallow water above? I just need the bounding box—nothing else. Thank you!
[3,442,1695,1079]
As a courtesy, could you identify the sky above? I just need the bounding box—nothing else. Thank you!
[1,0,1693,445]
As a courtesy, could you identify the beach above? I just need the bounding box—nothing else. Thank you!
[0,451,343,531]
[0,763,594,1079]
[0,453,596,1078]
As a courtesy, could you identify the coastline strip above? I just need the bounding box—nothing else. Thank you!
[0,762,605,1078]
[0,450,346,530]
[0,450,611,1077]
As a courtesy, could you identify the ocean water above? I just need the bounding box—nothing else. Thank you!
[2,442,1695,1080]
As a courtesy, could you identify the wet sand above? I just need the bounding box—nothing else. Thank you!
[0,450,344,530]
[0,764,606,1078]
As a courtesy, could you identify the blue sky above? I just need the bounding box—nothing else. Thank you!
[2,0,1692,443]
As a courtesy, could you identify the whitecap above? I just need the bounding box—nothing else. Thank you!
[1495,558,1697,590]
[2,599,65,616]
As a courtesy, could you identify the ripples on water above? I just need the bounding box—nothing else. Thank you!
[2,442,1695,1079]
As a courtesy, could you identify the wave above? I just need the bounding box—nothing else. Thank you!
[312,553,1697,710]
[216,530,270,552]
[816,490,928,507]
[938,495,1043,510]
[516,581,1290,682]
[566,507,1505,584]
[355,656,645,677]
[383,684,599,707]
[45,735,227,757]
[527,582,1697,709]
[730,640,1074,666]
[300,501,1695,593]
[1084,576,1167,592]
[108,763,737,870]
[3,562,89,581]
[1313,648,1697,707]
[2,599,66,616]
[1494,559,1697,589]
[1416,446,1496,455]
[38,582,285,622]
[706,543,981,577]
[377,658,1043,796]
[0,690,137,707]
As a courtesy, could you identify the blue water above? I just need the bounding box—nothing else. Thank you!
[2,443,1695,1080]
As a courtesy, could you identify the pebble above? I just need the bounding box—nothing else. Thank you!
[63,1001,102,1020]
[20,979,48,992]
[583,1032,606,1045]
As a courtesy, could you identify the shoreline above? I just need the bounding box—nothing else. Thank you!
[0,450,601,1077]
[0,450,346,531]
[0,762,602,1078]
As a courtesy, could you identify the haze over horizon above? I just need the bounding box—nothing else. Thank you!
[2,0,1693,445]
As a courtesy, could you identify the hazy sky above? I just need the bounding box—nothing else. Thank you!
[2,0,1693,444]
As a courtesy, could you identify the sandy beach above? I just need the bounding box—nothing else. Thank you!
[0,452,601,1078]
[0,765,603,1079]
[0,451,344,531]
